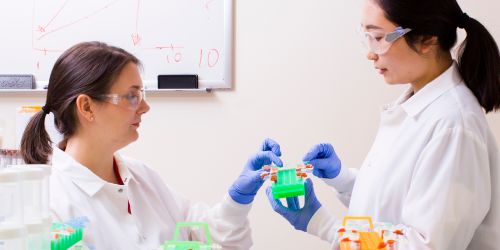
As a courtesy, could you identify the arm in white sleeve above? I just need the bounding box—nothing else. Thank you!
[152,168,253,250]
[307,206,341,245]
[183,194,253,250]
[397,127,490,249]
[321,167,358,207]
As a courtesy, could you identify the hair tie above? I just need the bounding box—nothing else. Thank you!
[457,12,470,29]
[42,106,51,115]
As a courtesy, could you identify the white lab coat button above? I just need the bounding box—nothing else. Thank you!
[118,188,123,193]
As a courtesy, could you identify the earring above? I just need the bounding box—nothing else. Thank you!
[90,116,94,121]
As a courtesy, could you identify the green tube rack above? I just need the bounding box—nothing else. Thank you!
[50,223,83,250]
[162,222,214,250]
[271,168,306,199]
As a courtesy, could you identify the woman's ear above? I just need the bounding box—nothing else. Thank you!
[418,36,439,54]
[75,94,96,122]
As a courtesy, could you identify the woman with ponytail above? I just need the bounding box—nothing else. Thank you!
[20,42,279,249]
[266,0,499,249]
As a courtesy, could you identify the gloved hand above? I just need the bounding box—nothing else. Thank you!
[266,178,321,232]
[229,138,283,204]
[303,143,341,179]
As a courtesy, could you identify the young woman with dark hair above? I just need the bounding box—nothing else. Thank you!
[21,41,282,249]
[266,0,499,249]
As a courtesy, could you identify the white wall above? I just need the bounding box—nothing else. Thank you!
[1,0,499,249]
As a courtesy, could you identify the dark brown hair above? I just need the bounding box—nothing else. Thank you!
[376,0,500,113]
[20,41,140,164]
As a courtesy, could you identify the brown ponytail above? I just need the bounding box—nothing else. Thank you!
[20,111,53,164]
[457,16,500,113]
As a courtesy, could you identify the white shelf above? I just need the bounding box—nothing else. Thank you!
[0,88,220,93]
[0,89,47,93]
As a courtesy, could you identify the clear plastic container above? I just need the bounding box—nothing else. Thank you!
[14,151,23,165]
[0,169,24,227]
[0,225,27,250]
[26,217,51,250]
[0,150,10,169]
[0,150,23,168]
[19,165,51,220]
[1,165,51,238]
[10,167,46,223]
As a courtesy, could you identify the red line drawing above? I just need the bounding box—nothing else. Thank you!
[144,44,184,50]
[131,0,141,46]
[174,52,182,62]
[131,33,141,46]
[27,1,224,74]
[208,49,219,68]
[205,0,215,11]
[41,0,69,31]
[33,47,64,55]
[36,0,121,41]
[199,48,220,68]
[36,25,46,33]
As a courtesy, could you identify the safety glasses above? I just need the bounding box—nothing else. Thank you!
[97,88,146,111]
[357,25,412,55]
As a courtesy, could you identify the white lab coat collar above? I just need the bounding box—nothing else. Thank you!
[114,153,139,186]
[51,147,138,197]
[394,61,463,118]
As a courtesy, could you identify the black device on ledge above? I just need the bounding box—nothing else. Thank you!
[158,75,198,89]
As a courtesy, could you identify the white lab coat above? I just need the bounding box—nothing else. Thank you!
[307,62,500,250]
[49,147,253,250]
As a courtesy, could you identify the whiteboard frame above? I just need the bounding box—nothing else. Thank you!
[0,0,234,93]
[221,0,234,90]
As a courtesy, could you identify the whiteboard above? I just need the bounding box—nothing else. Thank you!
[0,0,233,90]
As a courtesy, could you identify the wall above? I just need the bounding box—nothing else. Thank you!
[0,0,499,249]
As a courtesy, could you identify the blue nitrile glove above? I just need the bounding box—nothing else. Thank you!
[64,216,90,228]
[229,138,284,204]
[266,178,321,232]
[303,143,341,179]
[261,138,282,155]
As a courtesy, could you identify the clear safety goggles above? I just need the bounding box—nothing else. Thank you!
[357,25,412,55]
[98,88,146,111]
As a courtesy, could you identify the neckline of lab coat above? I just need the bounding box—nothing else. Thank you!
[389,61,464,118]
[51,146,139,197]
